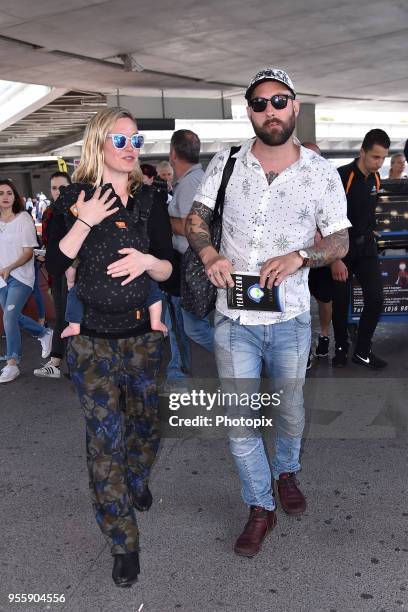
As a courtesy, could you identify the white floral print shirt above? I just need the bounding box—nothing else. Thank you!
[195,139,351,325]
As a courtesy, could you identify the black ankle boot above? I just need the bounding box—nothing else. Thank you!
[112,551,140,588]
[133,486,153,512]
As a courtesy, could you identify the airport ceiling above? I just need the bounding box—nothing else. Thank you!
[0,90,107,156]
[0,0,407,155]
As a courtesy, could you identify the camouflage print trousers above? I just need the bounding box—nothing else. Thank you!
[66,332,163,555]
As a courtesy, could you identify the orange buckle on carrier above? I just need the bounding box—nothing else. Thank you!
[135,309,142,320]
[115,221,127,229]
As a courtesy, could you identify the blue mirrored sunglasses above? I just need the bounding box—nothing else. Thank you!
[107,133,145,149]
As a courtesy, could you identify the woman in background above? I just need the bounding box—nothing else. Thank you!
[0,179,53,383]
[388,152,407,179]
[34,171,72,378]
[140,163,157,185]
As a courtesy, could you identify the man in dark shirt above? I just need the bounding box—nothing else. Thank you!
[331,128,390,369]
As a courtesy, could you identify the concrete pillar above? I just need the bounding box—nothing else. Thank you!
[106,95,232,121]
[296,103,316,144]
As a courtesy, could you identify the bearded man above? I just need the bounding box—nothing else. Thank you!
[185,68,351,557]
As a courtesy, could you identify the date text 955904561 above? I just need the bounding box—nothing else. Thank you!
[8,594,65,604]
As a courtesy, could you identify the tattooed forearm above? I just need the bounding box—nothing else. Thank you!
[186,201,213,226]
[185,201,214,254]
[306,228,349,268]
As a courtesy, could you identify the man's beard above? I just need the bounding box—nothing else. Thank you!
[251,113,296,146]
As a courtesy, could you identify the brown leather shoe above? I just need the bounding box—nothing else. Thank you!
[276,472,306,515]
[234,506,277,557]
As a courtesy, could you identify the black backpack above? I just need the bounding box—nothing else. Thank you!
[180,146,240,318]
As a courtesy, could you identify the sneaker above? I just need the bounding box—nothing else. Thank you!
[234,506,277,557]
[0,364,20,383]
[38,329,53,359]
[276,472,306,515]
[352,351,388,370]
[315,335,330,357]
[332,346,348,367]
[33,360,61,378]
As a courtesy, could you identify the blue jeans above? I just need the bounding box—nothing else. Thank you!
[183,308,214,353]
[0,276,46,361]
[214,310,311,510]
[146,280,164,309]
[66,281,164,325]
[65,285,84,324]
[32,260,45,320]
[164,295,214,381]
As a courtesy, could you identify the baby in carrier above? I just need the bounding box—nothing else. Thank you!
[61,265,166,338]
[55,182,168,337]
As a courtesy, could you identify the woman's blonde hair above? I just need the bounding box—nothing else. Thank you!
[73,107,144,192]
[390,152,405,166]
[389,152,406,178]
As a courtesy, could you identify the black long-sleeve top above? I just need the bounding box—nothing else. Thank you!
[337,159,380,239]
[45,186,173,339]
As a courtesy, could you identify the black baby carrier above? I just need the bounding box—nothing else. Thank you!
[56,182,154,332]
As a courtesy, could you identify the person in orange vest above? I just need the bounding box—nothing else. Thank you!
[331,129,390,369]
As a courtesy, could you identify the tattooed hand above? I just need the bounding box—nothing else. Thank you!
[203,253,234,289]
[185,201,234,287]
[260,252,303,288]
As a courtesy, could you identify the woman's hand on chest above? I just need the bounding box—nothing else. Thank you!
[106,247,153,286]
[74,187,119,228]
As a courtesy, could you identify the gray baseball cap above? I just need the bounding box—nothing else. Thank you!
[245,68,296,100]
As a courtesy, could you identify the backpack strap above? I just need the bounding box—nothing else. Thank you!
[214,145,241,218]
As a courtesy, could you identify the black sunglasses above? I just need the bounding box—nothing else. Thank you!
[249,94,295,112]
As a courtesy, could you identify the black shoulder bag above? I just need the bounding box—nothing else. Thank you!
[180,146,240,318]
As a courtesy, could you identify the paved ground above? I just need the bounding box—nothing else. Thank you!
[1,313,408,612]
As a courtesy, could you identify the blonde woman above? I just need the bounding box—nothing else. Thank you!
[388,152,407,179]
[45,108,172,587]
